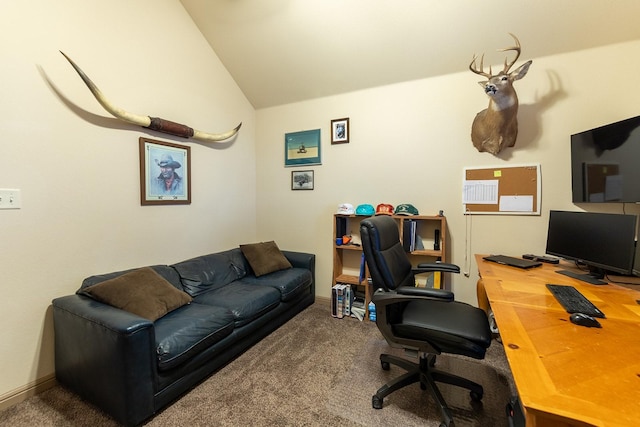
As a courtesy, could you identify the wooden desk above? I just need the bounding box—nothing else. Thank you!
[475,254,640,427]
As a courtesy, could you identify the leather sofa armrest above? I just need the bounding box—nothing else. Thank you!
[55,294,155,332]
[52,295,156,426]
[281,251,316,296]
[281,250,315,271]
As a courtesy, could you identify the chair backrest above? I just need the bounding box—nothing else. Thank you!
[360,216,414,290]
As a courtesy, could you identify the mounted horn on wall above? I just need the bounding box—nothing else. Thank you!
[469,34,532,155]
[60,51,241,143]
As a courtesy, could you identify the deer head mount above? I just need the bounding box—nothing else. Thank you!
[469,34,532,155]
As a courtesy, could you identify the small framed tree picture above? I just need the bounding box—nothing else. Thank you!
[291,170,314,190]
[330,117,349,144]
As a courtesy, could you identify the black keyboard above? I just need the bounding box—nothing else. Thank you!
[546,284,605,318]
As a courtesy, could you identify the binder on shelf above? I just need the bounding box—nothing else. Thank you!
[403,220,412,251]
[403,220,417,252]
[331,284,347,318]
[331,285,339,317]
[336,216,347,239]
[344,284,353,317]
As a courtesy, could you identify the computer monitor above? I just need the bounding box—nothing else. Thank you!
[634,240,640,277]
[545,210,637,284]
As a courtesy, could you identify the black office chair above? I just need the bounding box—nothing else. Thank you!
[360,216,492,427]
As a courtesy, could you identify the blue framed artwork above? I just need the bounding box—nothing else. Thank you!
[284,129,321,167]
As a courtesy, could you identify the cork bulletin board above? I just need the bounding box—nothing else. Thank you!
[463,164,541,215]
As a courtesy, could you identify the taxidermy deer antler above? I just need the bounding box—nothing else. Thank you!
[469,34,532,154]
[60,51,241,143]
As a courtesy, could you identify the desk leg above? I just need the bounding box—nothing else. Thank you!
[476,278,490,316]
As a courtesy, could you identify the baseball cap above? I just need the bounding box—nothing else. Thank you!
[337,203,354,215]
[375,203,394,215]
[355,204,375,216]
[394,204,419,215]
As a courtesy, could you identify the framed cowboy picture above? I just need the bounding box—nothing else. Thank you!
[139,138,191,205]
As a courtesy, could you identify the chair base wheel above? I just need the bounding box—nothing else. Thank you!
[381,361,390,371]
[372,395,383,409]
[470,390,483,401]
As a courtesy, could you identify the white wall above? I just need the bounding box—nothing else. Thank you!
[256,40,640,304]
[0,1,256,401]
[3,0,640,408]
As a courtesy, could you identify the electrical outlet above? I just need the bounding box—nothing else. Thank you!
[0,189,21,209]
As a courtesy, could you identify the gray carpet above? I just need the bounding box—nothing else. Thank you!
[0,303,514,426]
[328,337,515,426]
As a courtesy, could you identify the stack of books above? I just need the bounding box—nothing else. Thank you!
[331,284,366,321]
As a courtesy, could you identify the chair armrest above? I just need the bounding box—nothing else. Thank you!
[396,285,454,301]
[415,262,460,273]
[372,287,454,306]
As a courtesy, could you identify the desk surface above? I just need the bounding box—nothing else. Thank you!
[476,254,640,427]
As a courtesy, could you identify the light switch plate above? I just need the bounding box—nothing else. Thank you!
[0,189,21,209]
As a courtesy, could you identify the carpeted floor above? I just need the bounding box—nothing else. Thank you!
[0,303,514,426]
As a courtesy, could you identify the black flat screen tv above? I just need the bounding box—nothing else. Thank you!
[545,210,637,284]
[571,115,640,203]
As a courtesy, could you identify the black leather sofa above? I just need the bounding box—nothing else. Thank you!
[52,245,315,426]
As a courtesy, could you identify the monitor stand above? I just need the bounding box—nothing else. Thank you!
[556,269,607,286]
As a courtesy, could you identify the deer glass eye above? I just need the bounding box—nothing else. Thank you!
[501,76,508,81]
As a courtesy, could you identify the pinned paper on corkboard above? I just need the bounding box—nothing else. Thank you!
[463,164,541,215]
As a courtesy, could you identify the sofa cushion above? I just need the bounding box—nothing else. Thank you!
[237,268,312,302]
[154,303,235,371]
[172,253,245,297]
[80,265,183,291]
[79,267,192,321]
[193,282,281,327]
[240,241,292,277]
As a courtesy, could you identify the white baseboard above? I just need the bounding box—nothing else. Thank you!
[0,375,57,411]
[315,296,331,307]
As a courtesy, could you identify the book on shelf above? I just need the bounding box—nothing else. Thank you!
[344,284,353,316]
[403,219,417,252]
[336,216,347,239]
[331,283,355,318]
[331,284,344,318]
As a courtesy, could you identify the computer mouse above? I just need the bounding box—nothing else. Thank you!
[569,313,602,328]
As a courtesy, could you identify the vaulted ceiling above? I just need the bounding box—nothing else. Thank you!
[181,0,640,109]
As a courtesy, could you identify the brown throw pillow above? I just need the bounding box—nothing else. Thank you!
[240,241,292,277]
[82,267,192,321]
